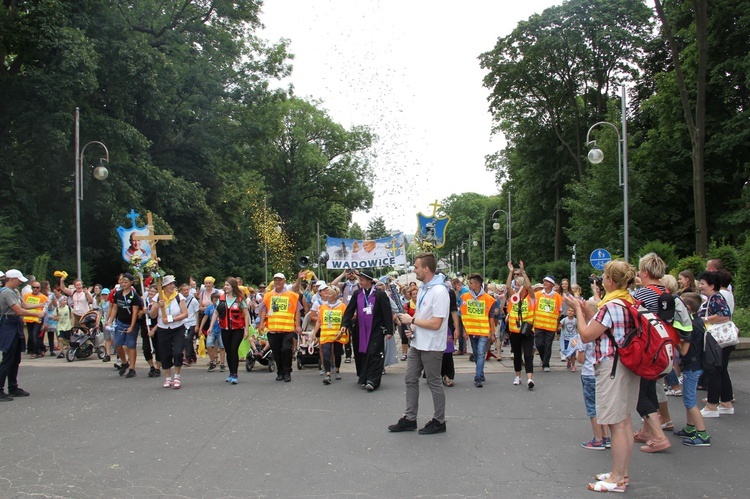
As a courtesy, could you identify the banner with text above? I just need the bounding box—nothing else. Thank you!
[326,232,407,269]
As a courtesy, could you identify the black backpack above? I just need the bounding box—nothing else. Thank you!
[702,331,722,375]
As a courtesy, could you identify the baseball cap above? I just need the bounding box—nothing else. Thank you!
[4,269,28,282]
[317,283,329,291]
[273,272,286,280]
[543,276,555,284]
[162,275,176,287]
[101,288,110,295]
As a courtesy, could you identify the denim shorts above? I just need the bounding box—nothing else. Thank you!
[113,320,138,349]
[581,374,597,418]
[682,368,702,410]
[206,328,224,349]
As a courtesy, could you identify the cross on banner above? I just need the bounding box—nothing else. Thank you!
[428,199,442,218]
[133,212,173,314]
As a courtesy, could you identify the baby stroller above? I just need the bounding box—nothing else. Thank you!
[245,347,276,372]
[296,331,321,371]
[66,310,105,362]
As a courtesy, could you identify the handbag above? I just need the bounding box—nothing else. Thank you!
[704,306,739,348]
[517,303,533,338]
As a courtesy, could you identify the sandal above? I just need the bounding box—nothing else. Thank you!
[173,378,181,390]
[442,376,454,387]
[587,480,626,493]
[595,473,629,485]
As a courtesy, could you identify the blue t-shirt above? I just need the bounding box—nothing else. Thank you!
[205,304,221,334]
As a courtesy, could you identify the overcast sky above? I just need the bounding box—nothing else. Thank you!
[259,0,561,235]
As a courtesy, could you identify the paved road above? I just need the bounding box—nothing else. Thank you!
[1,348,748,498]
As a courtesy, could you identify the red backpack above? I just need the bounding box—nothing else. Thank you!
[607,299,675,381]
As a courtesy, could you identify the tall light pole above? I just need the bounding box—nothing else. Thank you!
[492,194,512,263]
[460,242,466,275]
[585,86,629,261]
[472,235,479,276]
[481,219,486,278]
[75,107,110,280]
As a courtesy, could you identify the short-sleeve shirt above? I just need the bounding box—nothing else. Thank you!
[592,301,632,365]
[560,316,578,339]
[0,287,21,316]
[114,289,143,324]
[575,339,596,376]
[411,281,450,352]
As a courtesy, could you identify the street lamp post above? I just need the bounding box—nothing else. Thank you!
[472,236,479,276]
[585,86,629,261]
[460,243,466,275]
[492,194,512,263]
[481,219,486,278]
[74,107,110,280]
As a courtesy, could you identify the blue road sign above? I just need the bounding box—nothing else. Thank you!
[590,248,611,271]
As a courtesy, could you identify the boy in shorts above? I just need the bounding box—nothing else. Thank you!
[199,292,226,372]
[105,274,142,378]
[575,336,610,450]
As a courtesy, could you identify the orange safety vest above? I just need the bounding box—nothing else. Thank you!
[263,290,299,332]
[319,302,348,344]
[534,291,562,332]
[459,291,496,337]
[507,296,535,334]
[22,293,46,324]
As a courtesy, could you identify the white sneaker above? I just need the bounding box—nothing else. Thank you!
[527,378,535,390]
[700,407,720,418]
[513,376,521,385]
[718,405,734,415]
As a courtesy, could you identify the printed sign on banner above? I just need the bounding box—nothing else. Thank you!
[326,232,407,270]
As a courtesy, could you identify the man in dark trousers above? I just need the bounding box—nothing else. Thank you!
[340,270,393,391]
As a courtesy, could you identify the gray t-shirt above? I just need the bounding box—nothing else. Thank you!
[0,287,21,316]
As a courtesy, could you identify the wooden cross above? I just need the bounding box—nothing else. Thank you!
[133,212,173,313]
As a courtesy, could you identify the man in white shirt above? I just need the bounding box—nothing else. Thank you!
[390,252,450,435]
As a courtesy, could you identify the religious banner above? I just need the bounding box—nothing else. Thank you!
[117,209,153,265]
[326,232,407,269]
[415,200,450,249]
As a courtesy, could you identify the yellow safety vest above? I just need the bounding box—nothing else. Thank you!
[22,293,46,324]
[507,296,535,334]
[319,302,348,344]
[534,291,562,332]
[460,292,495,337]
[264,290,299,332]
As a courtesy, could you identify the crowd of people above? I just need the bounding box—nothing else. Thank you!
[0,253,741,491]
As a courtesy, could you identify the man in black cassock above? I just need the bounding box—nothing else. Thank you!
[339,270,393,391]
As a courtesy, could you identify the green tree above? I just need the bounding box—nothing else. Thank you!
[366,216,389,239]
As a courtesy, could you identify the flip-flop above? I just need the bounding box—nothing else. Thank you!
[595,473,629,485]
[587,480,626,493]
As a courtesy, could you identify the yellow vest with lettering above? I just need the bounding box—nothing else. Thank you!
[23,293,46,324]
[534,291,562,332]
[507,296,535,334]
[264,290,299,332]
[319,302,348,344]
[459,292,495,336]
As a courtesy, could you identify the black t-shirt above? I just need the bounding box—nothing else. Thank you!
[448,288,458,332]
[114,289,143,324]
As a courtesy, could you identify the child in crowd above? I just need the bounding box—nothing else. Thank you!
[44,294,59,356]
[55,296,73,359]
[560,307,578,371]
[201,292,226,372]
[575,336,610,450]
[673,292,711,446]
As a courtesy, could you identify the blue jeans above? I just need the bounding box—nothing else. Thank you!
[682,369,702,410]
[469,335,488,380]
[581,375,596,417]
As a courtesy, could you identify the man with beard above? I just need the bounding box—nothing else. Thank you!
[340,270,393,392]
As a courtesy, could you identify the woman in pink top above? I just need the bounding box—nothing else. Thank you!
[59,277,94,326]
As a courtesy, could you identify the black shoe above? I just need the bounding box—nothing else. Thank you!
[125,369,136,378]
[344,357,351,364]
[113,362,122,370]
[275,374,284,381]
[57,353,64,359]
[418,418,446,435]
[153,369,160,377]
[147,367,156,378]
[283,373,291,382]
[119,363,130,376]
[9,388,30,397]
[0,393,13,402]
[388,416,417,432]
[480,375,485,382]
[102,355,111,362]
[474,378,483,388]
[365,382,375,392]
[50,351,55,357]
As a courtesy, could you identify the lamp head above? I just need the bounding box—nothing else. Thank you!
[92,163,109,180]
[473,240,478,247]
[587,147,604,164]
[492,222,500,231]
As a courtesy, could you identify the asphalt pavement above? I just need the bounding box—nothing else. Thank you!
[1,343,749,498]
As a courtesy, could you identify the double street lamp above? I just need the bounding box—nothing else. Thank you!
[75,107,110,280]
[585,86,629,261]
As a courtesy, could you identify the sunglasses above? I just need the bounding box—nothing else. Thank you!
[32,286,41,289]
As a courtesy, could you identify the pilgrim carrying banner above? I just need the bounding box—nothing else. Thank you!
[326,232,407,269]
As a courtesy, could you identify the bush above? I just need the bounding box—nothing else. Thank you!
[676,255,705,278]
[633,240,679,272]
[733,308,750,338]
[735,239,750,308]
[707,242,740,275]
